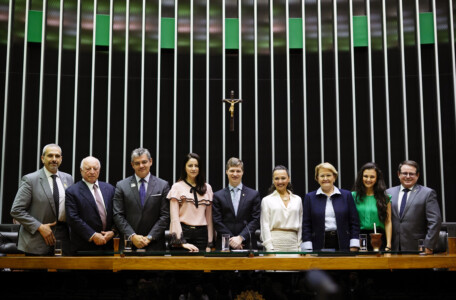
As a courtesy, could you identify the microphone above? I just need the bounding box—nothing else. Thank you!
[243,220,253,256]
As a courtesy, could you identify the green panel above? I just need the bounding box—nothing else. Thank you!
[28,10,43,43]
[225,18,239,50]
[161,18,175,49]
[419,12,434,44]
[96,14,110,46]
[353,16,368,47]
[289,18,303,49]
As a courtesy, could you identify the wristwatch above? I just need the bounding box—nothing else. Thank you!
[147,235,153,241]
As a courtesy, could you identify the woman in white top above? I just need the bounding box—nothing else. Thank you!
[260,165,302,252]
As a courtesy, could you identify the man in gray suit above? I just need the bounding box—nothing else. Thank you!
[113,148,170,251]
[11,144,74,255]
[387,160,441,254]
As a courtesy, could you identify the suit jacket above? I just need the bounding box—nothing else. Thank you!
[65,180,116,254]
[302,188,360,251]
[387,184,441,251]
[212,185,261,250]
[113,173,170,251]
[10,168,74,255]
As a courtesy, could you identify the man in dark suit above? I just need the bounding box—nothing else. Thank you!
[212,157,261,250]
[11,144,74,255]
[65,156,116,254]
[387,160,441,254]
[113,148,170,251]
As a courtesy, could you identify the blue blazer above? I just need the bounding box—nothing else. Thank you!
[66,180,116,254]
[302,188,360,251]
[212,185,261,250]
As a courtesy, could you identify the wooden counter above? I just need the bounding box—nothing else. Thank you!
[1,254,456,271]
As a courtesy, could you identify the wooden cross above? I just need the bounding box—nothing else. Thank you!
[222,90,243,132]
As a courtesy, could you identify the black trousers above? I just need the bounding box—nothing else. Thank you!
[181,223,208,251]
[324,230,339,250]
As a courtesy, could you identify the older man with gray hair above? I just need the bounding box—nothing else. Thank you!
[65,156,116,254]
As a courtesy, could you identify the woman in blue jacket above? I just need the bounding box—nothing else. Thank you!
[301,162,360,252]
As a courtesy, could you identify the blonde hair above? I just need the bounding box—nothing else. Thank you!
[315,162,338,181]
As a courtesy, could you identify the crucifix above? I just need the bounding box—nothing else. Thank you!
[222,90,243,132]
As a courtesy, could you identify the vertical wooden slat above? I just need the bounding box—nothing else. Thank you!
[398,0,409,159]
[222,0,226,187]
[173,0,178,182]
[36,0,48,169]
[366,0,375,162]
[140,0,146,147]
[414,0,426,185]
[90,0,98,155]
[72,0,82,177]
[0,0,14,220]
[254,0,259,189]
[432,0,446,221]
[122,0,130,178]
[190,0,194,152]
[239,0,242,158]
[302,0,308,193]
[270,0,275,169]
[334,0,341,186]
[206,0,210,179]
[55,0,64,144]
[106,0,113,182]
[382,0,392,187]
[286,0,292,174]
[156,0,162,176]
[318,0,324,162]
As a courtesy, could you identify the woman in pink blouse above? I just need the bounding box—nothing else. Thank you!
[167,153,214,252]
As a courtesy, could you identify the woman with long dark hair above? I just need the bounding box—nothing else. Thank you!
[167,153,214,252]
[260,165,302,252]
[352,162,392,251]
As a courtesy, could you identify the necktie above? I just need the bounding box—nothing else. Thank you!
[399,188,409,217]
[139,179,146,206]
[51,175,59,221]
[231,188,239,216]
[94,184,107,230]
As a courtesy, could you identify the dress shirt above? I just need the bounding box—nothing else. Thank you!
[398,184,415,213]
[316,187,339,231]
[82,179,106,211]
[229,183,243,216]
[135,173,151,192]
[44,167,66,221]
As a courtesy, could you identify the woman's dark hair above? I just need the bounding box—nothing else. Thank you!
[352,162,388,223]
[179,153,207,195]
[267,165,294,194]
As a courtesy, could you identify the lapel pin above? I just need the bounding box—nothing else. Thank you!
[131,183,136,188]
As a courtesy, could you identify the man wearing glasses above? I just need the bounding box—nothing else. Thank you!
[387,160,441,254]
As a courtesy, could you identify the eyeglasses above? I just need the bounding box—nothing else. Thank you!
[400,172,417,177]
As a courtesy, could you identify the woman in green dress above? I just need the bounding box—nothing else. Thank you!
[352,162,392,251]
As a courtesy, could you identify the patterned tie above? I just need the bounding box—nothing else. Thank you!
[51,175,59,221]
[139,178,146,206]
[399,188,409,217]
[93,183,107,230]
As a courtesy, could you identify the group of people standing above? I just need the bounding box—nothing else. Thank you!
[10,143,442,256]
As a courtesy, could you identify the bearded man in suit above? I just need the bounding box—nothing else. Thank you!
[387,160,442,254]
[113,148,170,251]
[11,144,74,255]
[212,157,261,250]
[65,156,116,254]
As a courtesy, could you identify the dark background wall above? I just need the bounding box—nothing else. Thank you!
[1,0,455,222]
